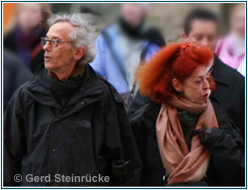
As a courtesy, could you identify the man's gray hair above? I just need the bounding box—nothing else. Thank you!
[48,13,95,66]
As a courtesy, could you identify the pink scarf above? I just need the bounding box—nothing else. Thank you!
[156,96,219,185]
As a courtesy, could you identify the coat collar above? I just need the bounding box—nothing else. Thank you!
[27,65,103,111]
[139,101,161,132]
[212,56,231,86]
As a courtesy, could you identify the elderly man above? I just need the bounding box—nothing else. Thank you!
[90,3,165,109]
[4,14,141,186]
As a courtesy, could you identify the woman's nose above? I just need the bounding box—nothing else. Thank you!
[203,79,210,90]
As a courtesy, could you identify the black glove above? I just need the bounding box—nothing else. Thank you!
[192,125,223,148]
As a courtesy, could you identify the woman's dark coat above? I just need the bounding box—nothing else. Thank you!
[129,97,244,186]
[4,65,142,186]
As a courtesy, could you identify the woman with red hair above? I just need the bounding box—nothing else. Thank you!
[130,43,244,186]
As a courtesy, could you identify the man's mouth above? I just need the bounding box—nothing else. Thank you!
[44,56,51,61]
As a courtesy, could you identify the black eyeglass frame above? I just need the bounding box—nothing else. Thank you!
[41,37,73,48]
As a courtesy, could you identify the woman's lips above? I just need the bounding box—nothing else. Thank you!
[202,93,209,99]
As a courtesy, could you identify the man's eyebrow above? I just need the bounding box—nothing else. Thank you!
[45,35,61,40]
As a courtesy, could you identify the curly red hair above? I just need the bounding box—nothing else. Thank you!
[136,43,215,103]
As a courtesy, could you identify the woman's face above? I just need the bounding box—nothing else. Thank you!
[231,7,245,38]
[173,63,213,104]
[18,3,43,32]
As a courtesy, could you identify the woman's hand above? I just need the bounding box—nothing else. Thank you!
[191,125,224,148]
[192,124,244,186]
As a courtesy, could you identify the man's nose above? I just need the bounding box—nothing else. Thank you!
[43,41,52,52]
[201,39,210,47]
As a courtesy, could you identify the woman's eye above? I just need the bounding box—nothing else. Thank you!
[195,81,201,84]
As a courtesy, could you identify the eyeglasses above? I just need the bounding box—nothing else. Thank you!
[41,37,73,48]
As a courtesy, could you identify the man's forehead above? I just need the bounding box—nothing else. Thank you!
[47,22,75,39]
[190,19,218,32]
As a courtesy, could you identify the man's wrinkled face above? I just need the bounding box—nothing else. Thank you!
[43,22,76,72]
[183,19,219,50]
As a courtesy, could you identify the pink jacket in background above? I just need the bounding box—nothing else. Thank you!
[215,33,245,69]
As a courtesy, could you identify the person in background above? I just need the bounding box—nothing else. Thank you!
[4,14,141,186]
[128,8,245,138]
[4,3,52,73]
[238,57,246,77]
[130,43,244,186]
[215,4,245,69]
[90,3,165,109]
[4,49,32,110]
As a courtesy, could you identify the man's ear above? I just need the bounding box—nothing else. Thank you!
[74,47,87,61]
[182,33,188,43]
[172,79,183,92]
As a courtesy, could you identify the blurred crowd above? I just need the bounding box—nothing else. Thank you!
[3,3,246,108]
[3,3,245,187]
